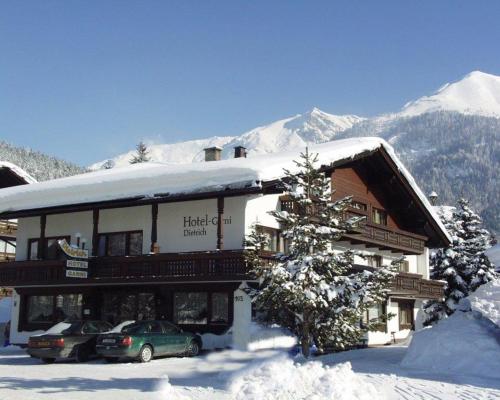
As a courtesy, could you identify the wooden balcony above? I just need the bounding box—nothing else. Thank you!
[0,251,250,287]
[390,272,444,300]
[0,220,16,238]
[280,196,426,255]
[343,223,426,255]
[0,252,443,300]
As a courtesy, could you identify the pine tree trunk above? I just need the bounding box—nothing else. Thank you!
[301,309,311,358]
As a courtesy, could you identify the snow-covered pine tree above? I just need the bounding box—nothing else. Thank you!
[101,159,115,169]
[245,149,398,357]
[129,141,150,164]
[424,198,496,324]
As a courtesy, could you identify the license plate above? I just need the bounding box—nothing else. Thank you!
[102,339,115,344]
[36,341,51,347]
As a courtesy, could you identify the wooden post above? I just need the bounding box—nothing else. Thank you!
[217,196,224,250]
[151,203,158,253]
[91,209,99,257]
[38,214,46,260]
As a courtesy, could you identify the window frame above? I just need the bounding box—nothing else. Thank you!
[27,235,71,260]
[97,230,143,257]
[256,225,281,253]
[371,207,388,226]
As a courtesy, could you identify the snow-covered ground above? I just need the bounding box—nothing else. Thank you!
[0,343,498,399]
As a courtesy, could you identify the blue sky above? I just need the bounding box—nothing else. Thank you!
[1,1,500,166]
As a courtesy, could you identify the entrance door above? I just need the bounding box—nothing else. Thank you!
[398,300,415,330]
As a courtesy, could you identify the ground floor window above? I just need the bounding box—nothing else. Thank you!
[26,293,82,324]
[398,300,414,330]
[101,292,155,325]
[174,292,208,325]
[211,292,229,323]
[27,295,54,323]
[361,303,387,332]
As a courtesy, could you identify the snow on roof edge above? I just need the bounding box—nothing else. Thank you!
[0,161,37,184]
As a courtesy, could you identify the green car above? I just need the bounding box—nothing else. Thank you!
[96,320,202,363]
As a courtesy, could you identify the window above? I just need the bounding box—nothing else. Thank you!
[28,239,38,260]
[351,201,367,211]
[101,291,155,325]
[361,303,386,332]
[28,236,70,260]
[372,208,387,225]
[55,294,82,321]
[367,255,382,268]
[399,260,410,273]
[211,292,229,323]
[257,226,280,252]
[27,295,54,323]
[97,231,143,257]
[173,292,208,325]
[398,301,414,330]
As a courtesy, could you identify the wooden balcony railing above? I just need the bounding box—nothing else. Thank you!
[0,220,16,237]
[391,272,444,300]
[0,251,250,287]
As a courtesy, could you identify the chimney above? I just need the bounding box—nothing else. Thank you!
[429,191,438,206]
[204,146,222,162]
[234,146,247,158]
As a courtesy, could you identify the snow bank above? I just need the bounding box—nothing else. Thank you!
[468,277,500,326]
[247,322,297,351]
[401,311,500,378]
[229,356,382,400]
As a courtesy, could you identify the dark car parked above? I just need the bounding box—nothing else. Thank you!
[27,320,113,363]
[96,320,202,363]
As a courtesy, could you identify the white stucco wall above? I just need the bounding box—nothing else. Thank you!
[244,194,281,233]
[10,290,44,344]
[46,211,93,251]
[417,248,430,278]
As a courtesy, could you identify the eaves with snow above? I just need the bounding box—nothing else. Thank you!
[0,137,451,243]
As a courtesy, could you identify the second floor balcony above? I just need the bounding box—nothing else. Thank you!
[0,251,443,300]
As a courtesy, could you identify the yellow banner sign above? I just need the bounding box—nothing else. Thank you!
[58,239,89,259]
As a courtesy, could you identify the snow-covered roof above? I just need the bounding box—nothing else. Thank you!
[0,137,450,242]
[0,161,37,185]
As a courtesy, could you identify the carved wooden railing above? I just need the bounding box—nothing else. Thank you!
[391,272,444,300]
[0,251,251,287]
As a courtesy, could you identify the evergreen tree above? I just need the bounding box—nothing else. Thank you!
[129,141,151,164]
[101,159,115,169]
[424,199,496,323]
[245,149,398,357]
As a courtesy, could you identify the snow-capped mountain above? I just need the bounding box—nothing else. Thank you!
[91,108,364,168]
[397,71,500,118]
[89,70,499,233]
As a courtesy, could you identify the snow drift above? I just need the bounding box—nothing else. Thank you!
[401,311,500,379]
[468,277,500,327]
[229,356,382,400]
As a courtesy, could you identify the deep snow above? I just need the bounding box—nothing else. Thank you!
[0,344,498,400]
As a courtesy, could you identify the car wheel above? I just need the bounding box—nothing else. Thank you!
[41,358,55,364]
[138,345,153,363]
[75,345,90,363]
[187,340,200,357]
[104,357,119,363]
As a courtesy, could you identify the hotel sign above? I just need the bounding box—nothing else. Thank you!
[58,239,89,259]
[183,214,232,237]
[66,259,88,269]
[59,239,89,279]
